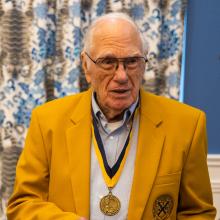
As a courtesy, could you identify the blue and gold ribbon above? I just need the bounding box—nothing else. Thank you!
[92,108,138,188]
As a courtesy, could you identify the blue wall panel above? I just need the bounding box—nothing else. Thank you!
[183,0,220,153]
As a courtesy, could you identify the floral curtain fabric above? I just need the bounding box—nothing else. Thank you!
[0,0,187,218]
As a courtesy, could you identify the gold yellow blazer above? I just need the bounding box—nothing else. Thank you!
[7,89,216,220]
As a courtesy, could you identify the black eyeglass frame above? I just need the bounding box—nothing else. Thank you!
[85,52,148,71]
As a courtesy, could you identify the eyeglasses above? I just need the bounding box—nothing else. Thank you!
[85,52,147,72]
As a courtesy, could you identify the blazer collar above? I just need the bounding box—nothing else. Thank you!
[139,87,163,126]
[70,88,92,124]
[69,87,162,126]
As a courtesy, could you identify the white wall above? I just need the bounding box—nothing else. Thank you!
[208,154,220,219]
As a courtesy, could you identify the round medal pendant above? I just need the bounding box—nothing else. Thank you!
[100,192,121,216]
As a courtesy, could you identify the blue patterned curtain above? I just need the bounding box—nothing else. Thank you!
[0,0,187,217]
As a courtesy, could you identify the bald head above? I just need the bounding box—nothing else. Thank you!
[83,12,147,55]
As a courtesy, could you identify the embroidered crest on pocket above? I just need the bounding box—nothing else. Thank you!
[153,194,174,220]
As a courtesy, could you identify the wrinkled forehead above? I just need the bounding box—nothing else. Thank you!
[89,18,143,55]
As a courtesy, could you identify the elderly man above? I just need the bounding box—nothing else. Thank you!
[7,13,215,220]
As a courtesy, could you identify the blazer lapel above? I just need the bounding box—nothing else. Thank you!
[127,89,165,220]
[66,90,92,219]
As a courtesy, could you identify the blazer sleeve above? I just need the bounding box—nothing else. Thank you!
[7,109,81,220]
[177,111,216,219]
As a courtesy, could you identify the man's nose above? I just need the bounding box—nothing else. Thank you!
[114,62,128,82]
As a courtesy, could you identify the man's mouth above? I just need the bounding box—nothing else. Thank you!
[111,89,130,93]
[110,89,131,96]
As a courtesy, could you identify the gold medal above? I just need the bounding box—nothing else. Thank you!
[100,190,121,216]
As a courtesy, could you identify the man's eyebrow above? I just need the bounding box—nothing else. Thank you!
[97,53,116,58]
[98,53,143,58]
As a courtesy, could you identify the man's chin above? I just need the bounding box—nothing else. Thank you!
[102,100,134,121]
[109,101,132,112]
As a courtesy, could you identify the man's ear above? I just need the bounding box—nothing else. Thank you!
[81,51,91,83]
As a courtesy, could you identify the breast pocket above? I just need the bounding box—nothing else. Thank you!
[154,172,181,185]
[142,172,181,220]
